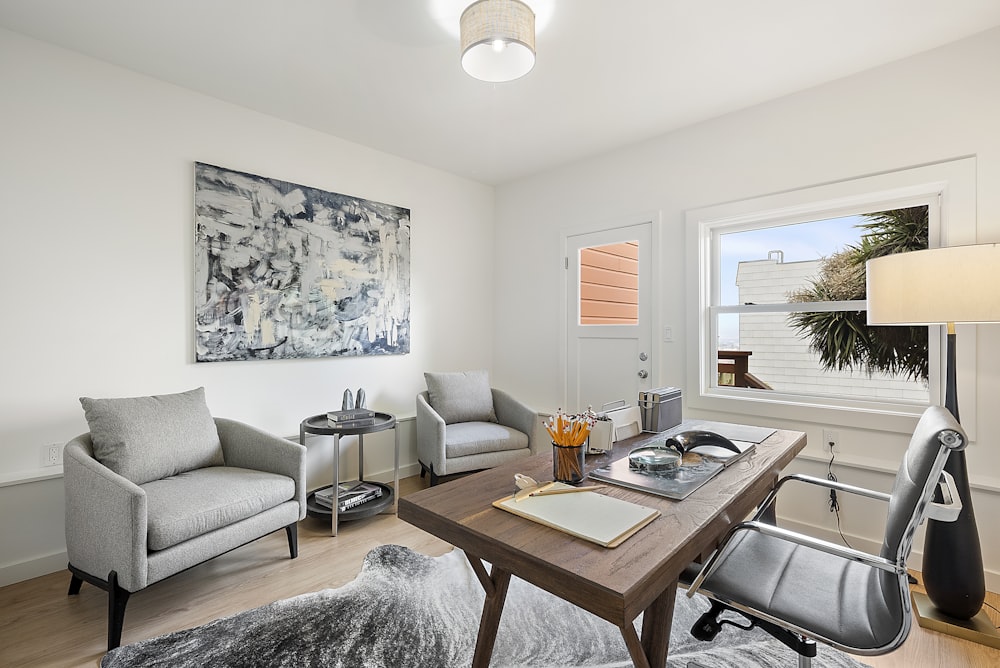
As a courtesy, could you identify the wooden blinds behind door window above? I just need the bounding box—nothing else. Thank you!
[580,242,638,325]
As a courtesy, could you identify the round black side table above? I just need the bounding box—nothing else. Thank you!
[299,411,399,536]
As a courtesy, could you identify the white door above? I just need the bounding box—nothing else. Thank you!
[565,222,653,413]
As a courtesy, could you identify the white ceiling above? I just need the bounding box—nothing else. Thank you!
[3,1,1000,185]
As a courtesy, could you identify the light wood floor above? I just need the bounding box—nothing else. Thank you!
[2,475,999,668]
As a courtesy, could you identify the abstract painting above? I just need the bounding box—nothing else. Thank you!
[194,163,410,362]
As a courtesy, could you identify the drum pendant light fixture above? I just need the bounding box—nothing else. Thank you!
[460,0,536,82]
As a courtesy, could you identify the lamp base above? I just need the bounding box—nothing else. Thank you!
[911,592,1000,649]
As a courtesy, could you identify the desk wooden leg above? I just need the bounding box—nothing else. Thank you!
[620,580,677,668]
[619,624,651,668]
[466,553,512,668]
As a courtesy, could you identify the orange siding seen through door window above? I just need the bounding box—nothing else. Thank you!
[580,241,638,324]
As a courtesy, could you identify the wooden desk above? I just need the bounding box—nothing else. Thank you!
[398,426,806,668]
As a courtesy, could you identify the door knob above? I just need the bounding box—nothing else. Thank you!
[639,352,648,361]
[638,370,648,379]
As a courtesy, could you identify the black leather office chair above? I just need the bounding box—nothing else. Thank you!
[682,405,966,667]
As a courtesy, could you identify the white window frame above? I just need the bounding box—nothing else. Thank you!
[684,158,977,436]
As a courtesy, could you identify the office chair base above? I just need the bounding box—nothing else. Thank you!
[912,591,1000,649]
[690,599,816,665]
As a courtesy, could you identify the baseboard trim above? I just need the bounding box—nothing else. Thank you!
[365,462,422,483]
[5,499,995,594]
[0,549,67,588]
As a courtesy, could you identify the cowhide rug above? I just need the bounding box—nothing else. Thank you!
[102,544,872,667]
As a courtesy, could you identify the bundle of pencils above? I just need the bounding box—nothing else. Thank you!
[545,409,596,483]
[544,409,596,446]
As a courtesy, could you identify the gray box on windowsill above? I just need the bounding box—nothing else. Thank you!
[639,387,682,432]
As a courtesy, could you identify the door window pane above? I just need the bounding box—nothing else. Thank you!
[580,241,638,325]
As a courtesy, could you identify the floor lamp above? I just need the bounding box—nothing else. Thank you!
[867,243,1000,648]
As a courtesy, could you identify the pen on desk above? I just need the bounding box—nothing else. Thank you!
[529,485,607,497]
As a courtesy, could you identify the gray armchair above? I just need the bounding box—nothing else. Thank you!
[682,405,966,666]
[417,371,543,485]
[64,388,306,650]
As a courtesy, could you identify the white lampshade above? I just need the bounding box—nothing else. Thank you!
[460,0,536,82]
[866,244,1000,325]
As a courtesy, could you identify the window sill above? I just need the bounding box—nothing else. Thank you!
[0,467,63,488]
[688,388,925,435]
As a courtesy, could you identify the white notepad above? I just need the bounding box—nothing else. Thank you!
[493,483,659,548]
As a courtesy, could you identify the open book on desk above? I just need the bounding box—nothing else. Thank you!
[590,423,767,500]
[493,483,659,548]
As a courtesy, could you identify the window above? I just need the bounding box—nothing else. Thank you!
[714,207,929,404]
[684,159,978,432]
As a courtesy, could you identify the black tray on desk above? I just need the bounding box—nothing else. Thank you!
[305,481,394,521]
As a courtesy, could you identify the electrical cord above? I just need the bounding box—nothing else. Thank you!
[827,448,921,585]
[826,449,854,549]
[983,601,1000,629]
[826,450,839,512]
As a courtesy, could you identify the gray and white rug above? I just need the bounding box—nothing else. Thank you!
[102,544,872,667]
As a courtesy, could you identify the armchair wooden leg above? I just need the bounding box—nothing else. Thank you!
[68,571,83,596]
[285,522,299,559]
[107,571,130,651]
[418,460,440,486]
[68,564,132,651]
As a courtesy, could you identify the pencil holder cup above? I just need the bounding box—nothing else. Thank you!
[552,442,585,484]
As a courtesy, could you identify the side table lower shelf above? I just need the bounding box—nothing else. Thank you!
[306,482,395,522]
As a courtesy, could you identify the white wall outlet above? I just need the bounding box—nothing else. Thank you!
[663,326,673,342]
[822,429,839,453]
[43,442,63,467]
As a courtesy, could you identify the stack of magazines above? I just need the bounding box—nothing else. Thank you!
[314,482,383,512]
[327,409,376,429]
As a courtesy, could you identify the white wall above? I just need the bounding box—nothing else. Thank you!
[0,28,496,585]
[495,27,1000,588]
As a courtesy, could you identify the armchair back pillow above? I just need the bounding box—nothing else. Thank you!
[80,386,224,485]
[424,370,497,424]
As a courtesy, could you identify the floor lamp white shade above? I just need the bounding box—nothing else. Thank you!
[866,242,1000,627]
[866,243,1000,326]
[460,0,536,82]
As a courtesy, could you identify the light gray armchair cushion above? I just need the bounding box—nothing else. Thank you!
[444,423,529,457]
[142,467,296,551]
[79,387,224,485]
[424,370,497,424]
[215,417,307,517]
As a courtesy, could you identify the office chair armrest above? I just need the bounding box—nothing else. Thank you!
[687,519,904,598]
[752,472,891,520]
[924,470,963,522]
